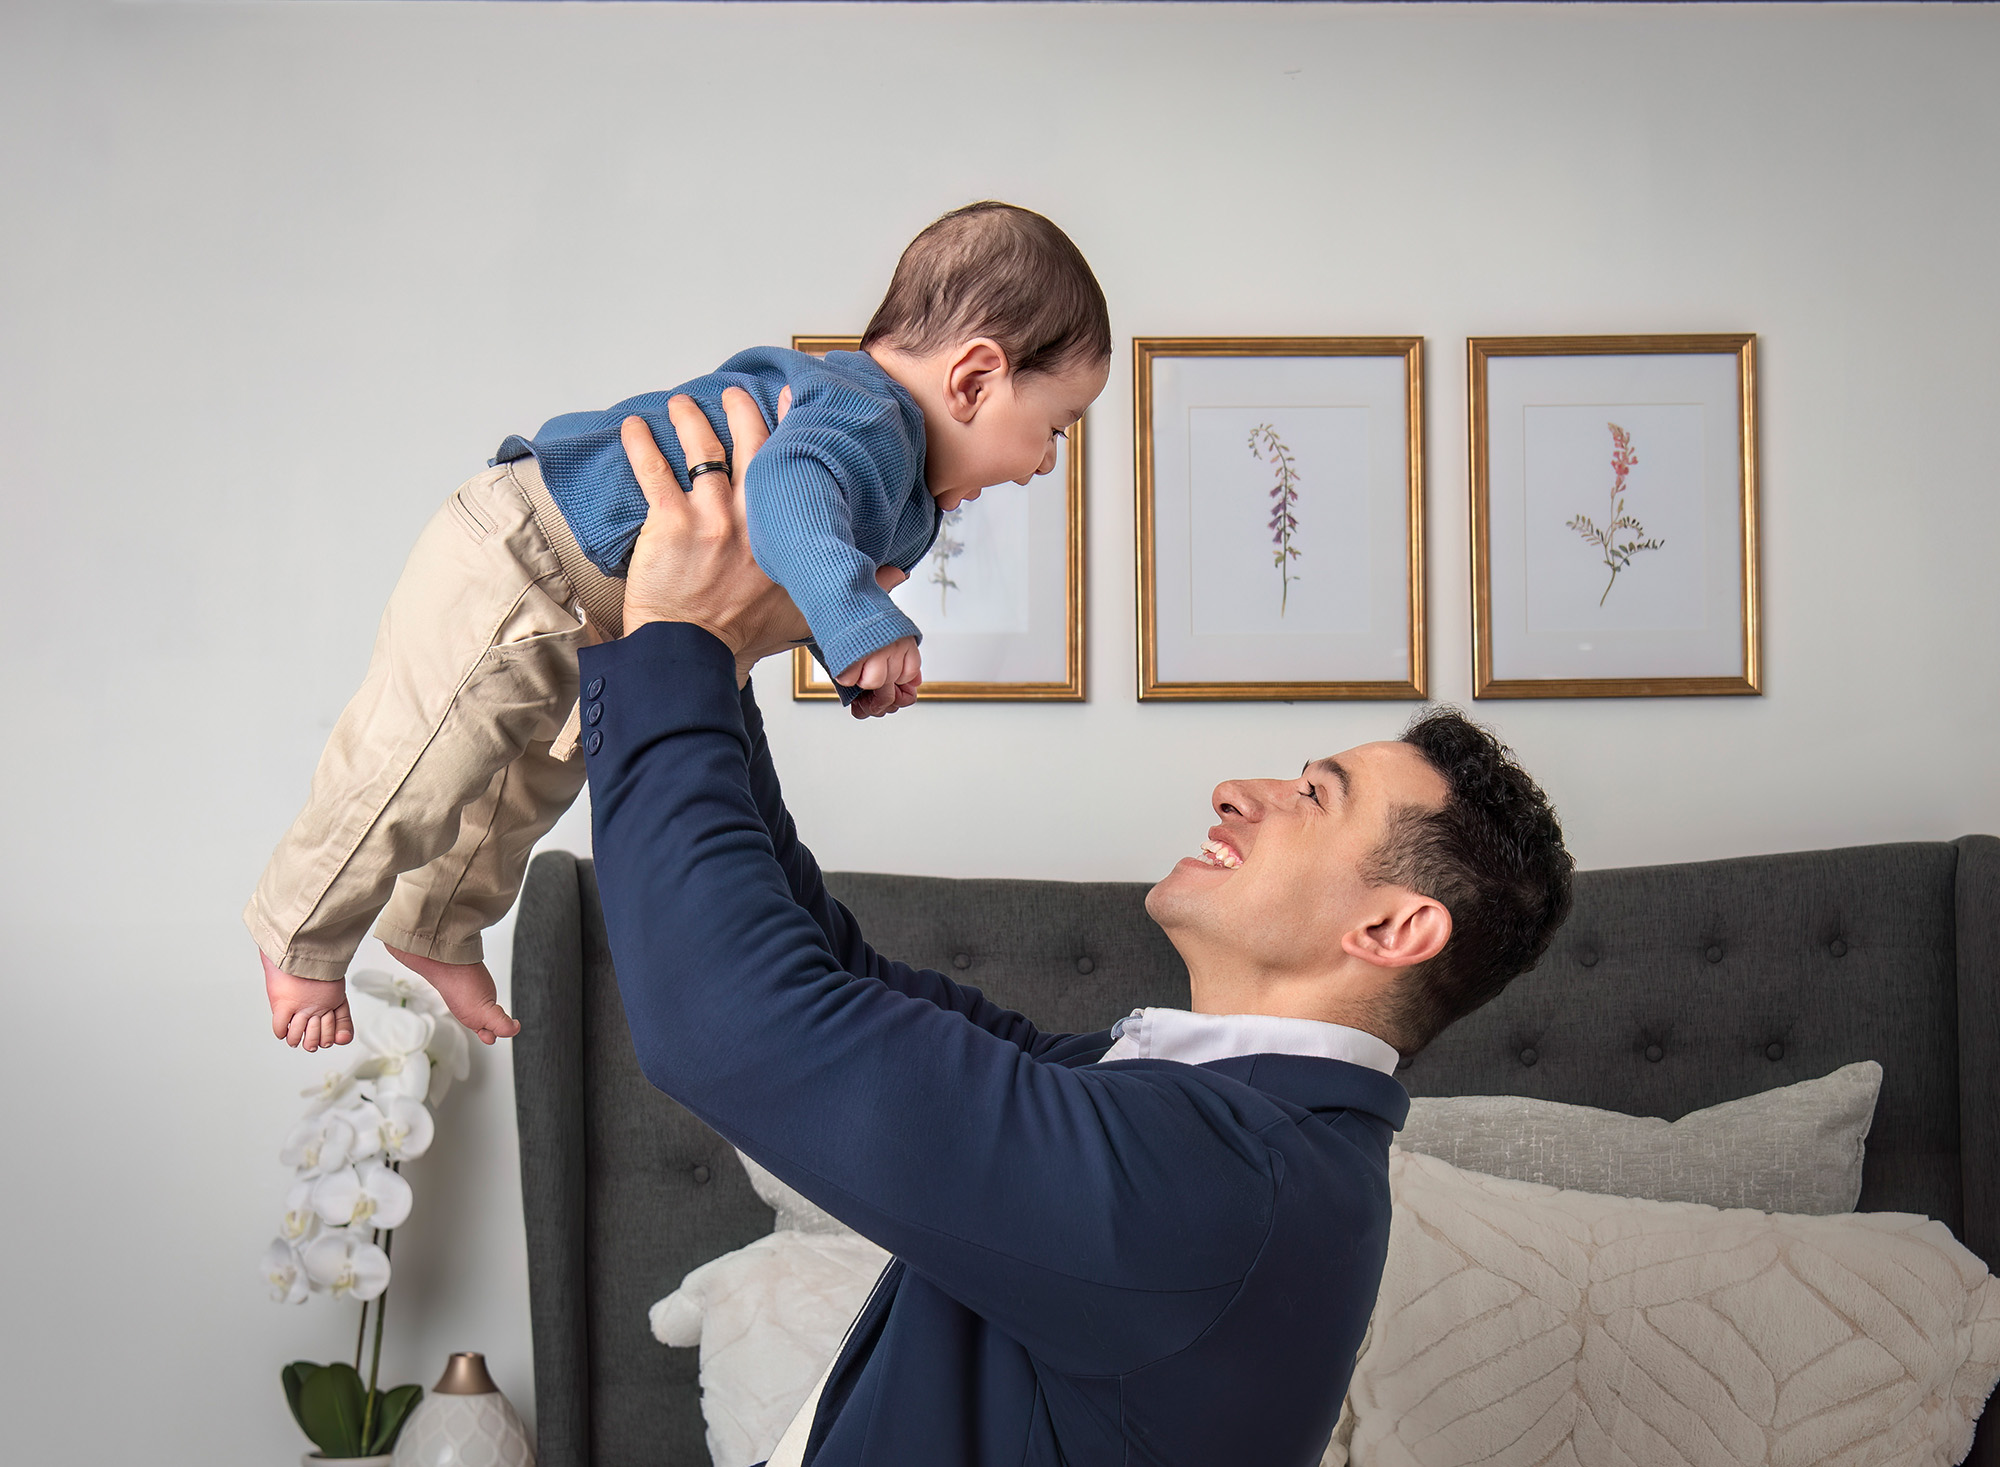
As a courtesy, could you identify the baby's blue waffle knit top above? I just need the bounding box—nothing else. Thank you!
[493,347,938,680]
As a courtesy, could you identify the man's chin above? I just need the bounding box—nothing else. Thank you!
[1144,862,1213,925]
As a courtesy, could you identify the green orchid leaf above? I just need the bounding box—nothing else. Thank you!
[298,1360,367,1457]
[366,1384,425,1454]
[282,1361,320,1437]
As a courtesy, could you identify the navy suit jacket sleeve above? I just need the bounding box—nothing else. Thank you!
[734,681,1070,1058]
[580,623,1278,1376]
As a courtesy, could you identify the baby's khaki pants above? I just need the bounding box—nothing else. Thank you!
[245,458,623,982]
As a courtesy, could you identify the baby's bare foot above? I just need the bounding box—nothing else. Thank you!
[383,946,521,1046]
[263,952,354,1051]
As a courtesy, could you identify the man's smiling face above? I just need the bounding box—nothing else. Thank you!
[1146,740,1451,983]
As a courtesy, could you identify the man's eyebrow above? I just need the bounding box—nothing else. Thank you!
[1304,757,1352,799]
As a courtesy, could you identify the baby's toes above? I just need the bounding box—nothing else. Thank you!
[461,1000,517,1043]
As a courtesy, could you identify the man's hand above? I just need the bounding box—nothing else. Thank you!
[619,387,914,703]
[619,387,811,685]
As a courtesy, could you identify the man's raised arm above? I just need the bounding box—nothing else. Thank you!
[579,397,1279,1379]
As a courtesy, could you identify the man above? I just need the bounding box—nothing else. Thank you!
[579,389,1573,1467]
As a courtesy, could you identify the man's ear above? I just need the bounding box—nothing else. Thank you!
[1340,894,1451,971]
[942,339,1009,424]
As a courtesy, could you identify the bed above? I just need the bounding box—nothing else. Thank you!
[511,836,2000,1466]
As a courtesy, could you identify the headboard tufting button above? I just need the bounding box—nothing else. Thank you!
[1519,1047,1539,1067]
[953,953,971,970]
[1578,949,1599,968]
[1645,1043,1664,1062]
[1395,1055,1413,1072]
[1076,957,1095,975]
[1705,945,1723,963]
[1829,939,1848,958]
[1765,1042,1785,1061]
[692,1165,711,1184]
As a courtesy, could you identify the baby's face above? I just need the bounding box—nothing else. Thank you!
[933,354,1109,511]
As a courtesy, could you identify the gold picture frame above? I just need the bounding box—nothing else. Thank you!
[1133,336,1427,701]
[1468,334,1760,698]
[788,335,1086,701]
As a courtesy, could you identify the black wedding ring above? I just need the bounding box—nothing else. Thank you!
[687,459,730,483]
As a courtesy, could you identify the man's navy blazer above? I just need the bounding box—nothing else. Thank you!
[579,623,1410,1467]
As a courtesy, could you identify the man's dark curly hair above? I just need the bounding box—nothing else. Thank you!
[1365,707,1574,1057]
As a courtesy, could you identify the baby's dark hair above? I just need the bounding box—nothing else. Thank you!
[861,202,1111,379]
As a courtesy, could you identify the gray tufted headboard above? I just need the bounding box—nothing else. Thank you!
[512,838,2000,1467]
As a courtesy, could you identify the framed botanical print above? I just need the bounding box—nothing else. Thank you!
[787,335,1085,701]
[1468,334,1761,698]
[1134,337,1426,700]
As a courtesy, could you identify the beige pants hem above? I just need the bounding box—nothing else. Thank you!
[371,920,487,968]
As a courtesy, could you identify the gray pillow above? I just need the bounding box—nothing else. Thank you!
[1395,1060,1881,1215]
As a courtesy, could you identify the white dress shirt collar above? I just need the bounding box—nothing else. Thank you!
[1096,1006,1401,1076]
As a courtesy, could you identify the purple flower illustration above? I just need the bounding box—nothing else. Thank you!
[1567,421,1665,606]
[1248,422,1302,614]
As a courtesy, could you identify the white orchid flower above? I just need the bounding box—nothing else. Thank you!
[262,1238,311,1304]
[298,1061,366,1116]
[373,1095,435,1161]
[328,1098,387,1164]
[350,967,448,1020]
[280,1110,360,1178]
[335,1094,430,1162]
[312,1159,413,1231]
[302,1229,391,1301]
[354,1006,434,1103]
[425,1018,471,1106]
[279,1178,322,1244]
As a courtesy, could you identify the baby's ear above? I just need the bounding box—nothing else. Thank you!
[944,339,1009,423]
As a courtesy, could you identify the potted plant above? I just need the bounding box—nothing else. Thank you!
[282,1361,421,1464]
[261,970,471,1464]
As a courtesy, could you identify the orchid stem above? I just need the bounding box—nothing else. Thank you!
[362,1226,392,1449]
[353,1297,369,1372]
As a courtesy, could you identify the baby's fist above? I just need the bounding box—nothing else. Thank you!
[839,637,921,719]
[836,636,920,693]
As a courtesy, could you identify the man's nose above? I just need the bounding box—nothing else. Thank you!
[1213,779,1266,821]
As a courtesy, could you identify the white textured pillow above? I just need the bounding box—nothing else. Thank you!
[736,1150,854,1235]
[649,1153,885,1467]
[1324,1149,2000,1467]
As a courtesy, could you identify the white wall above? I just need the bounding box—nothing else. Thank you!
[3,3,1995,1462]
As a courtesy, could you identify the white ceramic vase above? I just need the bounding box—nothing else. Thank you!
[390,1353,534,1467]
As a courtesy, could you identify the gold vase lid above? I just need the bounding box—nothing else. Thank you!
[432,1351,499,1396]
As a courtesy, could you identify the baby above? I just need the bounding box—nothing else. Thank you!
[252,201,1111,1052]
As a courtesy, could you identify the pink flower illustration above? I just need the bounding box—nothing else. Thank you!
[1567,421,1665,606]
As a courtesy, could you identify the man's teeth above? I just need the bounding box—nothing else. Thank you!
[1199,839,1242,869]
